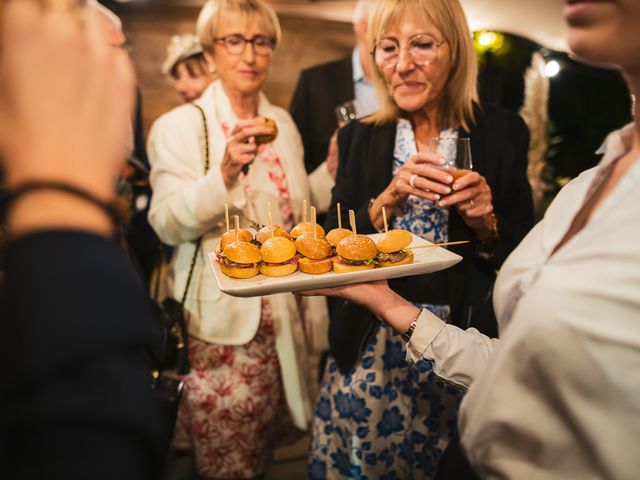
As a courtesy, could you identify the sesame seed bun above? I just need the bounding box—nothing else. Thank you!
[294,233,331,259]
[378,252,414,268]
[222,241,261,264]
[332,261,375,274]
[219,241,261,279]
[336,235,377,261]
[260,236,296,263]
[256,225,291,245]
[298,257,333,274]
[289,222,325,239]
[326,227,354,247]
[220,264,260,279]
[376,229,413,254]
[220,229,253,252]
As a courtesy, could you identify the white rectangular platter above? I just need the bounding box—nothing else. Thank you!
[209,232,462,298]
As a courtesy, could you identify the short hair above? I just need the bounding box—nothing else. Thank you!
[197,0,281,54]
[171,54,209,79]
[366,0,478,131]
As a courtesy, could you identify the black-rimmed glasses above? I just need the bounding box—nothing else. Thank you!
[372,34,446,68]
[214,34,275,56]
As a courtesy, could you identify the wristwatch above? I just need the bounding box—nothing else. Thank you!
[400,313,420,342]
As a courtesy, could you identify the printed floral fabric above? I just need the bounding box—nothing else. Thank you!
[174,299,297,478]
[309,325,464,480]
[308,121,463,479]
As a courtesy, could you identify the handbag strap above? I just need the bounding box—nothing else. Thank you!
[179,103,210,307]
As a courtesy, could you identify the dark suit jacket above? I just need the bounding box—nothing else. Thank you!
[325,105,534,373]
[290,56,354,174]
[0,231,167,479]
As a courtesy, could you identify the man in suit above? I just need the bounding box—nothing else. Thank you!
[290,0,379,178]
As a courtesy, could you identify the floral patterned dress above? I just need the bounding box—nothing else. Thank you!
[308,120,464,479]
[174,131,300,479]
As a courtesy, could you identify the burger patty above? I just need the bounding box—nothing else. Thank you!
[378,251,410,264]
[336,255,374,266]
[220,257,258,269]
[263,254,300,266]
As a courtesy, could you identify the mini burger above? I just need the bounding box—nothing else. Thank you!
[254,117,278,145]
[290,221,325,240]
[326,227,354,256]
[334,235,378,273]
[218,228,253,255]
[294,233,332,274]
[219,241,261,279]
[376,229,414,267]
[255,224,291,246]
[259,236,298,277]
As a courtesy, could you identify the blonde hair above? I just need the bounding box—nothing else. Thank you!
[197,0,281,54]
[366,0,478,130]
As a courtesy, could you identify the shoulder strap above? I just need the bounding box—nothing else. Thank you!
[180,103,211,306]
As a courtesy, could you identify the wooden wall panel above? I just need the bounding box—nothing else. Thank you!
[107,3,355,138]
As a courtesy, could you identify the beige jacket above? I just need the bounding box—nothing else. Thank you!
[147,81,331,429]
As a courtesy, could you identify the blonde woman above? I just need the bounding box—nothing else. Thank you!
[147,0,332,477]
[310,0,533,477]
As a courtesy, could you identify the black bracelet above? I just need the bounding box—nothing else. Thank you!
[1,180,121,228]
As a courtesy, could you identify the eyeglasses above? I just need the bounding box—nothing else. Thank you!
[214,34,275,56]
[372,34,446,69]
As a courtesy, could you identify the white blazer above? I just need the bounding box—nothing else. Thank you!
[147,81,332,428]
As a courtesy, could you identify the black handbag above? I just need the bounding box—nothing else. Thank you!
[149,243,199,376]
[148,103,210,380]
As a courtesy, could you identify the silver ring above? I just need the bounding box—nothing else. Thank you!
[409,174,417,189]
[470,199,475,208]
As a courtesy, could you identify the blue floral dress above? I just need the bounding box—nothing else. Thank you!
[308,120,464,479]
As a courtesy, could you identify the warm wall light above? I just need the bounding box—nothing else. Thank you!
[478,31,497,48]
[543,60,560,78]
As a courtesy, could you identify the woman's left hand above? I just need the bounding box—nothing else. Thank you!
[438,171,496,240]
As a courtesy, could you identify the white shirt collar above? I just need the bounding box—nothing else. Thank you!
[595,122,635,167]
[352,46,365,83]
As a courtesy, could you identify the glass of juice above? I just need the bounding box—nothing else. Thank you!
[428,137,472,183]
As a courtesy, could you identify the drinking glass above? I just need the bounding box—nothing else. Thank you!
[334,100,357,127]
[428,137,473,183]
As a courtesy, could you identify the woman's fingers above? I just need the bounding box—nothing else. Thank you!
[437,172,494,218]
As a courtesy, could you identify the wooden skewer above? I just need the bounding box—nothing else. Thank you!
[311,206,317,240]
[225,203,230,232]
[302,200,308,223]
[349,209,357,235]
[408,240,470,249]
[234,215,240,243]
[267,201,273,227]
[382,206,388,233]
[337,202,342,229]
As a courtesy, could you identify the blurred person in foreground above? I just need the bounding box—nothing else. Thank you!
[162,33,215,103]
[147,0,331,477]
[0,0,165,478]
[309,0,534,477]
[306,0,640,478]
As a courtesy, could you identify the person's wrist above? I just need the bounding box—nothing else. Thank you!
[475,212,498,242]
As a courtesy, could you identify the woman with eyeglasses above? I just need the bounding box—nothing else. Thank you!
[147,0,332,477]
[308,0,534,477]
